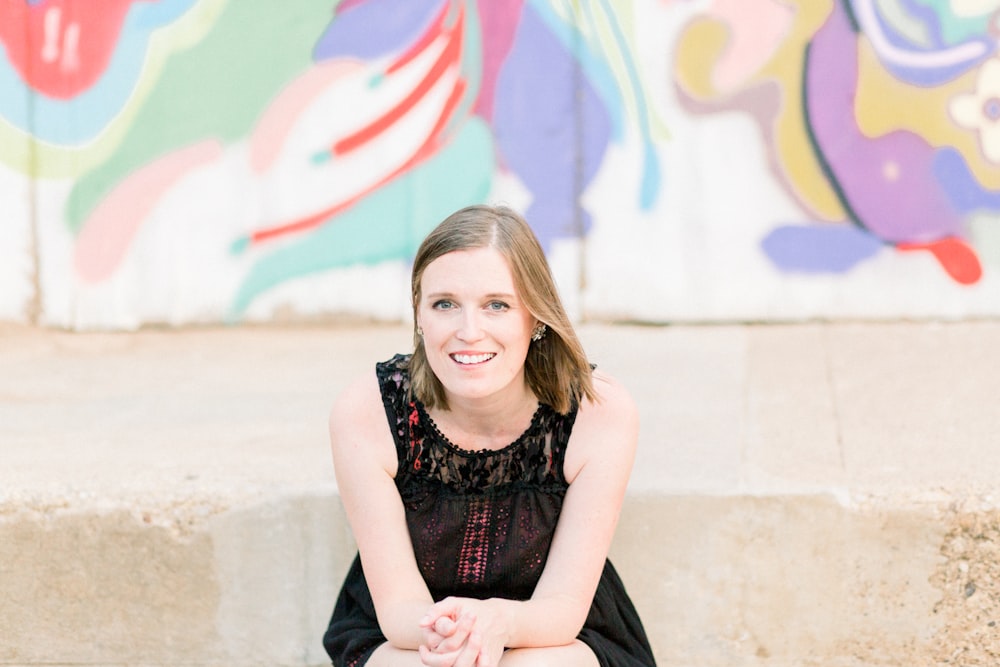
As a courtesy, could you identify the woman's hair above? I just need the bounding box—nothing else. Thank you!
[409,205,595,415]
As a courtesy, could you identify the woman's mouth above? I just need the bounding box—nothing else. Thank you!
[450,353,496,365]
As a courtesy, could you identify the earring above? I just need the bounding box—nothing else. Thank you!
[531,323,547,342]
[416,326,423,337]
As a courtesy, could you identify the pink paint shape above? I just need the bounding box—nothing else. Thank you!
[249,60,361,173]
[74,140,223,283]
[473,0,523,122]
[708,0,794,92]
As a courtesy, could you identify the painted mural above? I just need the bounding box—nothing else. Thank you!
[1,0,999,328]
[674,0,1000,286]
[0,0,658,327]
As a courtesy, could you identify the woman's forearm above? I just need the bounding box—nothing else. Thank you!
[488,594,588,648]
[378,598,435,649]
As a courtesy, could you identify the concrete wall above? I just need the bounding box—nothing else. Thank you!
[3,0,1000,329]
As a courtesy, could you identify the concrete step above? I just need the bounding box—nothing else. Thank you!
[2,322,998,665]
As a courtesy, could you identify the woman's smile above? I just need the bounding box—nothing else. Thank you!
[450,352,496,365]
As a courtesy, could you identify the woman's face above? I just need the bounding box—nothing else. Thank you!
[417,246,537,406]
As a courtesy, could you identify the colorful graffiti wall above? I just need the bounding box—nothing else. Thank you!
[2,0,999,329]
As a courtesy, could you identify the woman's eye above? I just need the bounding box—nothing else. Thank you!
[487,301,509,312]
[432,300,454,310]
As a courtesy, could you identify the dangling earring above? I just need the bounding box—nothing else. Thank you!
[531,323,547,342]
[416,326,423,337]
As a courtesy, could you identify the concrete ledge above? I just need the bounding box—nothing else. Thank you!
[2,323,998,665]
[4,492,996,665]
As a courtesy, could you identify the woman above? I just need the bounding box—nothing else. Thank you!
[324,205,655,666]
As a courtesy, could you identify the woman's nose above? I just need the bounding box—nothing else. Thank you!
[456,311,484,341]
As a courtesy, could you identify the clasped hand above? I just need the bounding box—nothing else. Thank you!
[418,597,506,667]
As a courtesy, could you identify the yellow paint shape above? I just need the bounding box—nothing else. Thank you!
[674,18,730,99]
[751,0,844,220]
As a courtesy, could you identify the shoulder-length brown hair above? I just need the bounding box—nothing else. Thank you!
[409,205,595,415]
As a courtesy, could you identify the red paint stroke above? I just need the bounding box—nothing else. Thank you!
[241,3,468,247]
[332,1,463,156]
[0,0,148,99]
[385,0,450,76]
[424,75,466,154]
[247,75,467,246]
[74,140,223,282]
[250,60,360,173]
[898,237,983,285]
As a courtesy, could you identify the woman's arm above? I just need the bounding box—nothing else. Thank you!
[329,371,436,649]
[510,371,640,643]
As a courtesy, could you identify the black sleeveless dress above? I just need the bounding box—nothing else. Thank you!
[323,355,655,666]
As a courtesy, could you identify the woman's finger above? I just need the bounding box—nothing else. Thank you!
[434,613,476,653]
[434,615,459,637]
[418,643,464,667]
[451,632,482,667]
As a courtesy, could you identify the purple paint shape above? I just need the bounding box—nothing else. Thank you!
[805,0,963,243]
[492,4,611,246]
[762,224,884,273]
[314,0,445,61]
[934,148,1000,213]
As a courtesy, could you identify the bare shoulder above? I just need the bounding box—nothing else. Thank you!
[329,368,383,427]
[564,370,639,481]
[577,369,638,427]
[328,367,396,474]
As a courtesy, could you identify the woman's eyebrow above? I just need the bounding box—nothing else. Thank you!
[424,291,516,299]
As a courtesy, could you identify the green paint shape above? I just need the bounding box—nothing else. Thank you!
[450,0,483,133]
[229,118,495,318]
[66,0,337,232]
[911,0,994,44]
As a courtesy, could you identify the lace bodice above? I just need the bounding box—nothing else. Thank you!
[376,354,578,600]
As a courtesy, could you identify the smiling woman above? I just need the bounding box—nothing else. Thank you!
[323,205,656,667]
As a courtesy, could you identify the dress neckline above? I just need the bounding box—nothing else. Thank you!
[415,400,546,457]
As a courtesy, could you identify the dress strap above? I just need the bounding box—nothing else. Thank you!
[375,354,413,472]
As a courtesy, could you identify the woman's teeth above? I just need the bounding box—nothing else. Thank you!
[452,353,495,365]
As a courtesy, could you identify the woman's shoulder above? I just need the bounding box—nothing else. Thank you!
[329,357,403,473]
[330,354,408,436]
[578,369,638,424]
[563,370,639,480]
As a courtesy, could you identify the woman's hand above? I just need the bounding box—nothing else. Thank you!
[418,598,509,666]
[418,608,477,666]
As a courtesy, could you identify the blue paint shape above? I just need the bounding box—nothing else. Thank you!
[527,0,623,141]
[934,147,1000,213]
[848,0,992,85]
[881,50,991,87]
[595,0,660,210]
[762,224,885,273]
[313,0,444,61]
[493,2,611,248]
